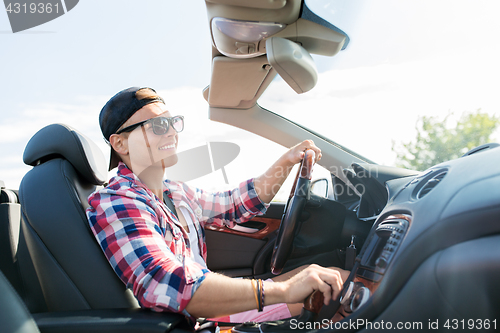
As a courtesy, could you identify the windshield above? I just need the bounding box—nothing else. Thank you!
[259,0,500,167]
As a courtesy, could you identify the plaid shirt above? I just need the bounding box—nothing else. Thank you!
[86,162,268,321]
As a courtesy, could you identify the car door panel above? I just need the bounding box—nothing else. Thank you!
[205,198,349,277]
[205,203,284,276]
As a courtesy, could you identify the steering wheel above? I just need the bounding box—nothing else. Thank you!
[270,149,316,275]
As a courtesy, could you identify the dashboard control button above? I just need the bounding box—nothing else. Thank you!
[350,287,370,312]
[375,257,388,268]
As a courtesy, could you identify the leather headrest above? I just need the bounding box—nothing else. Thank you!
[23,124,107,185]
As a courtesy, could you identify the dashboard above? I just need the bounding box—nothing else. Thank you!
[230,145,500,333]
[331,145,500,329]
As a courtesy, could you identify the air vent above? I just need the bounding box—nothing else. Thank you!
[417,171,447,199]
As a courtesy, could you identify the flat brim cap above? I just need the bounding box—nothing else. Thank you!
[99,87,164,170]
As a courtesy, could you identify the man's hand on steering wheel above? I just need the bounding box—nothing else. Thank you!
[271,142,322,275]
[252,140,322,205]
[284,140,322,165]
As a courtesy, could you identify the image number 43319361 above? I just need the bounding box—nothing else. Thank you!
[4,0,79,33]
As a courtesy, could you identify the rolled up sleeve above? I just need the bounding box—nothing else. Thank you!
[173,178,269,228]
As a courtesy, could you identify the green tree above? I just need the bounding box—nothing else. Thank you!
[392,110,499,171]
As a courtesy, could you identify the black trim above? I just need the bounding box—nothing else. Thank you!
[300,1,351,50]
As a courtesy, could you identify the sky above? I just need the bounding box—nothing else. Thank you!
[1,0,500,191]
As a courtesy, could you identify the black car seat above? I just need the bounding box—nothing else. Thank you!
[19,123,139,311]
[0,267,192,333]
[0,181,47,313]
[0,269,40,333]
[0,182,23,293]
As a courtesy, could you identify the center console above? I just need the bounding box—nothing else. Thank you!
[228,214,412,332]
[335,214,411,319]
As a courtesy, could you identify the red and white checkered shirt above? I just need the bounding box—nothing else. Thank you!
[86,162,268,322]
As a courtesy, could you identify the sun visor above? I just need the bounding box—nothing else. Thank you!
[207,55,277,108]
[266,37,318,94]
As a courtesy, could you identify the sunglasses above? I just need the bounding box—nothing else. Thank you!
[116,115,184,136]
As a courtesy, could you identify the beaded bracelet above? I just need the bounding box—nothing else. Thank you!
[259,279,265,311]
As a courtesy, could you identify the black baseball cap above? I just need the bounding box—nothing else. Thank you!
[99,87,165,170]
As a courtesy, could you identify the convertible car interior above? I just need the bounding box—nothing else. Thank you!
[1,1,499,332]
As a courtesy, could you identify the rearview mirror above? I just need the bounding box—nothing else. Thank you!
[266,37,318,94]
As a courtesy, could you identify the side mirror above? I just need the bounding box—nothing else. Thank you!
[311,178,328,198]
[266,37,318,94]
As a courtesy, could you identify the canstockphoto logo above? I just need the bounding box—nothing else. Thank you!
[166,142,240,184]
[4,0,79,33]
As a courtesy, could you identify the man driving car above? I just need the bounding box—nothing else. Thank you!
[86,87,349,325]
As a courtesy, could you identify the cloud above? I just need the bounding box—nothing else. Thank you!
[0,86,248,189]
[3,47,499,189]
[259,49,500,166]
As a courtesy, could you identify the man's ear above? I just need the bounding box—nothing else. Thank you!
[109,133,128,155]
